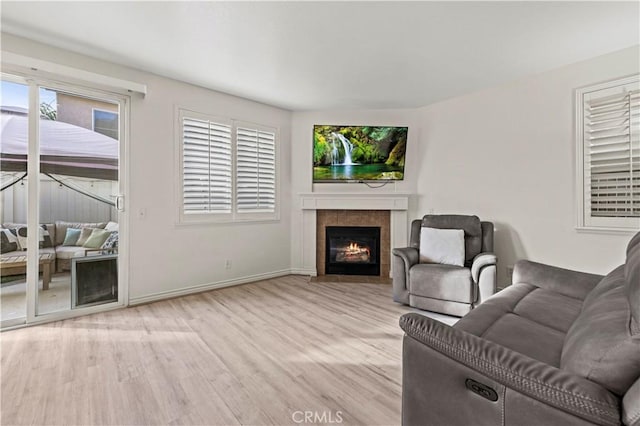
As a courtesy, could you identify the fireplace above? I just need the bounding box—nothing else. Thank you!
[325,226,380,276]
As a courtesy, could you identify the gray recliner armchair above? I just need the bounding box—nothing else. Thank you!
[392,215,497,317]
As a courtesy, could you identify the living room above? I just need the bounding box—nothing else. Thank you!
[1,2,639,425]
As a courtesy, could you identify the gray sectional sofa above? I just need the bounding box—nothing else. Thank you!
[400,231,640,425]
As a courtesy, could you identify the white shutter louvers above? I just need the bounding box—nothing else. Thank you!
[182,116,232,214]
[577,75,640,231]
[236,126,276,213]
[180,110,278,222]
[584,88,640,218]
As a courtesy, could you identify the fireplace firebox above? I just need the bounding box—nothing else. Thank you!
[325,226,380,276]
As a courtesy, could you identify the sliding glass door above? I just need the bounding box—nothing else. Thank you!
[0,74,127,328]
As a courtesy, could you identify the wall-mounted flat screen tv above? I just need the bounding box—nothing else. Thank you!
[313,125,408,182]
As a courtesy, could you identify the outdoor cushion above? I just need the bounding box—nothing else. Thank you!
[54,221,106,246]
[83,228,111,249]
[54,246,86,260]
[62,228,81,246]
[75,227,95,246]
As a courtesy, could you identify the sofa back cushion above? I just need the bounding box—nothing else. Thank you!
[560,234,640,396]
[54,221,106,246]
[626,231,640,330]
[421,215,482,264]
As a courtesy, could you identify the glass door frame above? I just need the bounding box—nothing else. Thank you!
[1,70,130,328]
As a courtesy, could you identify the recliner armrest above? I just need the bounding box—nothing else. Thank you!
[471,252,496,283]
[391,247,419,304]
[513,260,604,300]
[392,247,419,268]
[399,313,620,426]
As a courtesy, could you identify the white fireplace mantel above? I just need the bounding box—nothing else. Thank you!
[297,192,412,277]
[299,192,410,211]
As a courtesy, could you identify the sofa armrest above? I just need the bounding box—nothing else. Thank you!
[399,313,620,426]
[392,247,418,304]
[513,260,604,300]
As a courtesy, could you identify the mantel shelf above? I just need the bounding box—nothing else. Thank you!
[299,192,411,211]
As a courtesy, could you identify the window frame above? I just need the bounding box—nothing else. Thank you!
[575,74,640,234]
[91,107,119,140]
[176,107,280,225]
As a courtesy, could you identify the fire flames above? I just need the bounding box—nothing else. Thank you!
[335,241,371,263]
[346,242,370,256]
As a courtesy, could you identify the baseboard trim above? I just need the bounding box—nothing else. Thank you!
[129,269,294,306]
[289,268,317,276]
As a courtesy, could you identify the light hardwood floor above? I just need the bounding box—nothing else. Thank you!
[1,275,424,425]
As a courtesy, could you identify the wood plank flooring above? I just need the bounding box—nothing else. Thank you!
[1,275,417,425]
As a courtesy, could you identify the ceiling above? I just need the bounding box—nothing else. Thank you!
[1,2,639,111]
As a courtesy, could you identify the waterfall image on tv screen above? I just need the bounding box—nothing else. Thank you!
[313,125,408,182]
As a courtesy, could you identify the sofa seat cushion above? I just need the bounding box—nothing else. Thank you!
[512,287,583,333]
[409,264,472,303]
[55,246,86,259]
[481,313,565,366]
[455,282,582,366]
[561,265,640,396]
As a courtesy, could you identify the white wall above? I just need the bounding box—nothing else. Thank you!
[415,46,640,285]
[2,34,292,302]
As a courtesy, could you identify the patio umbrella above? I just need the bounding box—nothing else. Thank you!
[0,113,118,181]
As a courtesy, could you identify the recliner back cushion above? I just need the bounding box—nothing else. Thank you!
[422,215,482,264]
[561,265,640,396]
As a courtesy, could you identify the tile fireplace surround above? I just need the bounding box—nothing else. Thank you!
[299,193,410,277]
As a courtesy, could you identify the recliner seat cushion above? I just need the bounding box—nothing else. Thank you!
[561,265,640,396]
[409,263,473,303]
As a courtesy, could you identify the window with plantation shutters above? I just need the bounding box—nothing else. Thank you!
[178,109,278,223]
[181,112,232,215]
[577,75,640,231]
[236,125,276,213]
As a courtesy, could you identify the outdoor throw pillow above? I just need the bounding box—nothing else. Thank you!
[40,225,53,248]
[83,228,111,249]
[0,229,19,253]
[62,228,82,246]
[101,231,118,250]
[75,227,96,247]
[419,227,465,266]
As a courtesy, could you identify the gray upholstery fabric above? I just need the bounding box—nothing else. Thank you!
[623,378,640,426]
[561,265,640,396]
[482,313,565,366]
[400,314,621,426]
[512,259,603,300]
[409,264,473,303]
[399,230,640,426]
[394,214,496,316]
[391,247,417,304]
[626,232,640,328]
[408,295,473,317]
[422,214,482,264]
